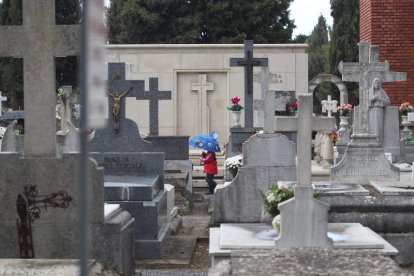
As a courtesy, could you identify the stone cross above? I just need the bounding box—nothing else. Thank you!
[137,77,172,136]
[263,90,283,133]
[0,92,7,115]
[107,63,144,131]
[191,74,214,135]
[0,0,80,157]
[339,42,406,134]
[253,67,282,127]
[321,95,338,117]
[274,95,335,248]
[230,40,268,128]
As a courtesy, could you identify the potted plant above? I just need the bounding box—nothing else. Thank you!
[227,97,243,126]
[224,154,242,178]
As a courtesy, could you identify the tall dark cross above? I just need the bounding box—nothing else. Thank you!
[136,78,172,136]
[107,63,144,132]
[0,0,80,157]
[230,40,268,128]
[339,42,406,134]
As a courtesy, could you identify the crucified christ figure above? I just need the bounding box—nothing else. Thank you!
[108,86,133,131]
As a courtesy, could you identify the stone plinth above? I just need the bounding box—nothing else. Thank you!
[330,133,400,183]
[214,133,296,223]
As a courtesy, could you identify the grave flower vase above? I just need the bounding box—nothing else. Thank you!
[339,116,350,133]
[231,111,241,127]
[401,115,411,132]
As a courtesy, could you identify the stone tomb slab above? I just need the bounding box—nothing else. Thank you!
[370,180,414,195]
[277,181,369,196]
[104,174,160,201]
[219,223,394,251]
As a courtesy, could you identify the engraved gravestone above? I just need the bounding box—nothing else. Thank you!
[331,42,406,183]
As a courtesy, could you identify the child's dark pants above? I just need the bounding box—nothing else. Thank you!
[205,173,217,194]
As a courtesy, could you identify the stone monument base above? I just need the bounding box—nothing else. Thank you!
[330,133,400,184]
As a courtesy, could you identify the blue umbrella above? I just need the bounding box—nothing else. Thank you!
[189,131,221,152]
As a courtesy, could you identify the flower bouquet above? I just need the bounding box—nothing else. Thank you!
[337,103,353,116]
[226,97,244,111]
[259,184,294,216]
[285,98,298,113]
[399,102,413,116]
[224,154,242,177]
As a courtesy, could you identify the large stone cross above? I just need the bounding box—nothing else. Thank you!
[339,42,406,134]
[107,63,144,132]
[253,68,282,127]
[137,77,172,136]
[230,40,268,128]
[191,74,214,135]
[274,94,335,248]
[0,0,80,157]
[0,92,7,115]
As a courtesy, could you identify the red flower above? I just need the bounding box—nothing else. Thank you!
[231,97,241,105]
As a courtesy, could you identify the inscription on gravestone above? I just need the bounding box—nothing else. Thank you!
[102,156,143,171]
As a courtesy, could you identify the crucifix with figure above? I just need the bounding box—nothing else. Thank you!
[0,0,80,157]
[107,63,144,132]
[271,94,335,248]
[137,77,172,136]
[230,40,268,128]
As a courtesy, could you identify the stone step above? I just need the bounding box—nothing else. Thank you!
[193,179,225,188]
[164,171,189,191]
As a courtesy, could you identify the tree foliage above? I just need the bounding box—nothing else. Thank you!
[0,0,80,110]
[108,0,295,44]
[329,0,359,106]
[307,15,335,113]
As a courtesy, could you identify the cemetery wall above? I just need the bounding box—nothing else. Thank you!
[105,44,307,146]
[360,0,414,104]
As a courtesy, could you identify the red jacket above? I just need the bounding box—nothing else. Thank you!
[200,151,218,175]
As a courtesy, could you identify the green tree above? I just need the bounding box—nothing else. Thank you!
[108,0,295,44]
[307,15,334,113]
[292,34,308,43]
[329,0,359,106]
[199,0,295,43]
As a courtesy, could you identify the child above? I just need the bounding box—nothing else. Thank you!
[200,150,218,194]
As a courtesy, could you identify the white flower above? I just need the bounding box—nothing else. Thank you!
[0,127,6,139]
[224,154,243,170]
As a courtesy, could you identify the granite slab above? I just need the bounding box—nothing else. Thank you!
[277,181,369,196]
[104,175,160,201]
[219,223,393,251]
[370,180,414,195]
[104,203,121,219]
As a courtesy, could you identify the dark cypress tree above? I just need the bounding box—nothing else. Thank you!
[107,0,295,44]
[307,15,335,113]
[329,0,359,106]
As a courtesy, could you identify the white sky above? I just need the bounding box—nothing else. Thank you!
[103,0,332,39]
[290,0,333,38]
